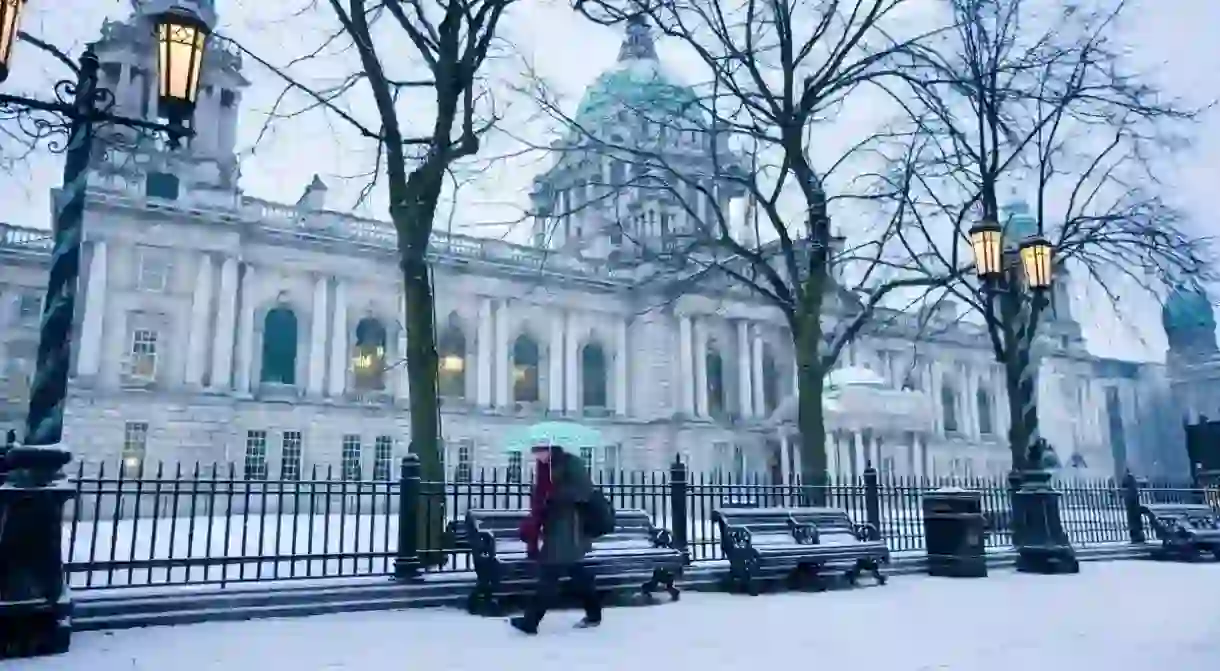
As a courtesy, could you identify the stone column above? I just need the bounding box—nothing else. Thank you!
[183,252,213,386]
[677,315,694,415]
[476,298,494,406]
[76,241,108,378]
[693,319,709,417]
[780,434,792,484]
[494,300,510,406]
[209,256,239,390]
[826,431,838,478]
[548,312,565,413]
[751,328,765,417]
[306,275,329,396]
[614,318,629,416]
[564,313,580,413]
[327,279,348,397]
[234,265,257,394]
[736,320,753,417]
[853,430,867,476]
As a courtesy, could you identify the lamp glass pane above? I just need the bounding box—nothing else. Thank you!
[157,20,204,104]
[0,0,25,76]
[970,225,1002,277]
[1021,240,1053,289]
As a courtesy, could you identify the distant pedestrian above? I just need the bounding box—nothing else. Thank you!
[510,444,602,634]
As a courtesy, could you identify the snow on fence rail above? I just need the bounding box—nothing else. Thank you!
[57,461,1214,590]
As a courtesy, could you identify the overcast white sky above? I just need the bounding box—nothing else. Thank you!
[1,0,1216,361]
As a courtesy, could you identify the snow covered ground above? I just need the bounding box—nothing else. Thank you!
[12,561,1220,671]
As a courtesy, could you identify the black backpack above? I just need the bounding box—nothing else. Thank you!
[583,488,616,538]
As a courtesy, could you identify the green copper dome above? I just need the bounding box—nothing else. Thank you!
[1001,198,1038,241]
[1163,284,1216,331]
[1162,283,1218,352]
[574,17,703,129]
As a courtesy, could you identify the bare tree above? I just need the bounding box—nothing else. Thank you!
[881,0,1214,473]
[543,0,967,492]
[232,0,517,566]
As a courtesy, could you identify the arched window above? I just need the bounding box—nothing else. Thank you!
[581,343,608,409]
[512,335,541,403]
[941,378,959,433]
[761,346,780,415]
[437,324,466,398]
[707,344,726,416]
[977,387,994,435]
[352,317,387,391]
[260,306,298,384]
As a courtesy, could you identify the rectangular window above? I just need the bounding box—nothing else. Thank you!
[280,431,303,480]
[732,445,747,482]
[16,292,41,322]
[136,248,170,291]
[244,430,268,480]
[454,439,473,483]
[122,422,148,477]
[373,435,394,481]
[341,434,362,480]
[579,446,595,476]
[506,450,523,484]
[713,442,730,479]
[603,443,622,474]
[128,329,159,380]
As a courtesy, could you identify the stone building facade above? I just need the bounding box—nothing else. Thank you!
[0,11,1207,483]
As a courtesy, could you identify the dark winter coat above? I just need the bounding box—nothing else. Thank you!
[538,450,594,565]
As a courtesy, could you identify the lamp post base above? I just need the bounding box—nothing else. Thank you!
[1011,469,1080,575]
[0,445,76,659]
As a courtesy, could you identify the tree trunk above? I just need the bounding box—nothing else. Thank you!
[793,292,829,506]
[393,171,448,569]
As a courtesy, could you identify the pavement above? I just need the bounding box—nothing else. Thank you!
[7,560,1220,670]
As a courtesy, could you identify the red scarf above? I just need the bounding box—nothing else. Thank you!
[519,459,553,557]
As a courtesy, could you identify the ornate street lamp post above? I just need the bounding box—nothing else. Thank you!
[968,218,1079,575]
[0,2,211,658]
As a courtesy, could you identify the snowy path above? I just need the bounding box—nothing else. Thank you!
[13,561,1220,671]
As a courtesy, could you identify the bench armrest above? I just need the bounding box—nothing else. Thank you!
[722,524,753,552]
[471,529,498,561]
[853,522,882,542]
[649,527,675,549]
[791,523,820,545]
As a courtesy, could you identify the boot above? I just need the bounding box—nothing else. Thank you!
[510,616,538,635]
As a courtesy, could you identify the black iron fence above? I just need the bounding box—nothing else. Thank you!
[60,458,1217,590]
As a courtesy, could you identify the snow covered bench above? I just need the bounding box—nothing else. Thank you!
[463,508,684,616]
[712,507,889,596]
[1140,503,1220,561]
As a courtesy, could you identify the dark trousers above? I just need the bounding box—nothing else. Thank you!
[523,562,601,625]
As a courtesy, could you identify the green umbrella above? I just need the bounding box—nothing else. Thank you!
[505,421,603,453]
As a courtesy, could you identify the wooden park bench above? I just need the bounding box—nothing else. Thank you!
[1140,503,1220,561]
[712,507,889,596]
[464,508,684,616]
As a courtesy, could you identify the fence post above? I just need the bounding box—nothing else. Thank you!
[669,457,690,565]
[863,464,881,531]
[393,453,421,581]
[1121,471,1145,544]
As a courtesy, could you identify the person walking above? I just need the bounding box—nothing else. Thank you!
[510,443,602,634]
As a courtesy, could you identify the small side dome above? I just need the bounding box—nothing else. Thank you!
[1162,283,1218,354]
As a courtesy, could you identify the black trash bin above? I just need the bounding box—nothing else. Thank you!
[922,487,987,578]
